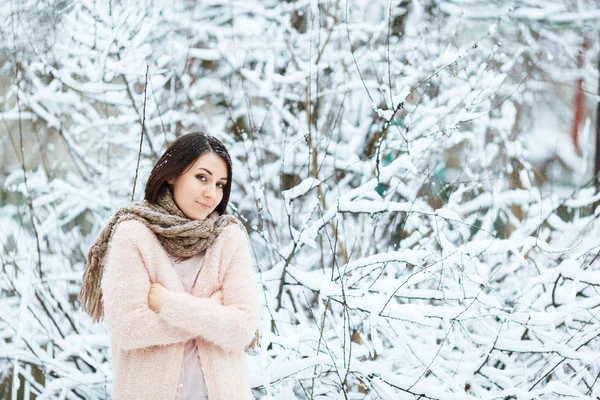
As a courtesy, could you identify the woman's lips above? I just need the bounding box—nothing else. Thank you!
[196,201,210,208]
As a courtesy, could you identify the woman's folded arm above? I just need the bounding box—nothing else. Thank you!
[158,225,260,352]
[101,220,197,350]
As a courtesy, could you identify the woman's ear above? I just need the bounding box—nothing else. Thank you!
[167,177,174,185]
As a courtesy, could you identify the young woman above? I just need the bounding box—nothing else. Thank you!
[78,132,260,400]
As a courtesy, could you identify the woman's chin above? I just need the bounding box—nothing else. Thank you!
[183,209,206,220]
[195,213,207,220]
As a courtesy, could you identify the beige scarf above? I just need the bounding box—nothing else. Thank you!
[78,186,242,324]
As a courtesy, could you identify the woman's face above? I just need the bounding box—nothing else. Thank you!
[167,152,228,220]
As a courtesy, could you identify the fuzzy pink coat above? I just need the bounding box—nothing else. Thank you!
[101,219,260,400]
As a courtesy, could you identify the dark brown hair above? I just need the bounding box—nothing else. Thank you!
[144,131,233,216]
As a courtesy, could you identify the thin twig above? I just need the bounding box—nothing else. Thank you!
[131,64,150,202]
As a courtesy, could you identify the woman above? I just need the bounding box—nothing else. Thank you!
[78,132,260,400]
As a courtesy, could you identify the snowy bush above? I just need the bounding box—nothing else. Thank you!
[1,0,600,398]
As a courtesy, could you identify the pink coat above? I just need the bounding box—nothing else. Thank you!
[101,219,260,400]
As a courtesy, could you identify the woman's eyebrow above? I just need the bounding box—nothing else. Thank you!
[196,167,227,181]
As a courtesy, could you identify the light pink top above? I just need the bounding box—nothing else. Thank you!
[168,251,208,400]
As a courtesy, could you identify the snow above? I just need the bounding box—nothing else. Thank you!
[338,199,417,213]
[2,0,600,398]
[282,177,321,203]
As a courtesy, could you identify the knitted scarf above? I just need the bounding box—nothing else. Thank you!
[79,186,243,324]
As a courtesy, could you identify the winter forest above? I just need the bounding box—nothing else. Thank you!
[1,0,600,399]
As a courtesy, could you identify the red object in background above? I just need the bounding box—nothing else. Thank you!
[572,39,589,156]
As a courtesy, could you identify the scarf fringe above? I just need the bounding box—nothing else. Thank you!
[78,252,104,323]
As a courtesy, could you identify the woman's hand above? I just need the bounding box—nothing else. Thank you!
[148,283,169,313]
[209,289,224,304]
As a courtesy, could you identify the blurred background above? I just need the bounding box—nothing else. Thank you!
[1,0,600,399]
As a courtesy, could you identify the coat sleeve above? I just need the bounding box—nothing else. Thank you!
[101,220,197,350]
[158,225,260,352]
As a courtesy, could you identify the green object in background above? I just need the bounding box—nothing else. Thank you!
[375,153,394,198]
[389,118,405,129]
[383,153,393,166]
[377,116,405,200]
[375,183,387,198]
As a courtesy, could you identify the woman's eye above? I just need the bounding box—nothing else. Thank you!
[197,174,225,188]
